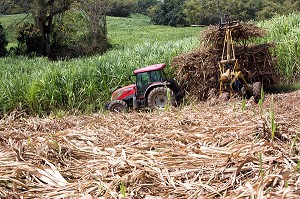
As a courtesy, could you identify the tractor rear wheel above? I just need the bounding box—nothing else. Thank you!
[252,82,262,103]
[108,100,128,112]
[147,87,175,110]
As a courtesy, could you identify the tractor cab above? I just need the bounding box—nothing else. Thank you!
[134,64,167,98]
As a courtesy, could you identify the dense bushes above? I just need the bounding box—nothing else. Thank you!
[107,0,137,17]
[136,0,158,15]
[148,0,187,26]
[11,0,111,60]
[150,0,300,26]
[16,23,45,56]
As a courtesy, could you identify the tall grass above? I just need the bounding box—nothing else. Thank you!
[258,13,300,82]
[0,38,199,115]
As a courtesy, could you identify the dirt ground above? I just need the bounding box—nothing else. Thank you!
[0,91,299,198]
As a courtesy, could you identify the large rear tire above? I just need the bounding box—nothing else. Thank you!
[252,82,262,103]
[108,100,128,112]
[147,87,175,110]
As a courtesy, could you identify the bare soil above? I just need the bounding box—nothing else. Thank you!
[0,91,299,198]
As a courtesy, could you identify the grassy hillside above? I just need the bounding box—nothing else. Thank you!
[108,14,201,46]
[0,14,202,115]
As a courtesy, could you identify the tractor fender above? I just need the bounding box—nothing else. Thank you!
[144,82,171,103]
[105,94,135,110]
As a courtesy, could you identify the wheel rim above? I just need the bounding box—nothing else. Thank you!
[111,105,124,112]
[153,93,168,109]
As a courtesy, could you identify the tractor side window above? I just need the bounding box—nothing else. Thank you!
[136,72,151,97]
[139,73,150,85]
[150,70,166,82]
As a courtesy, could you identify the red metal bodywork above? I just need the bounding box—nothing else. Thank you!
[111,84,136,101]
[133,63,166,74]
[111,82,166,101]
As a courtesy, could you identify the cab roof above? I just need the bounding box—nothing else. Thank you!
[133,63,166,75]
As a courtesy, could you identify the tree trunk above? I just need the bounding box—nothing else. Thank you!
[33,0,71,57]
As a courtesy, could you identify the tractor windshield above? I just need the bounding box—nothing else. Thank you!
[136,70,167,97]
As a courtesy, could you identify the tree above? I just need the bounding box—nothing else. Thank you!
[136,0,159,15]
[31,0,73,56]
[257,0,300,20]
[107,0,137,17]
[0,24,8,56]
[16,23,45,56]
[78,0,111,54]
[11,0,110,59]
[183,0,220,25]
[183,0,265,25]
[0,0,30,14]
[149,0,187,26]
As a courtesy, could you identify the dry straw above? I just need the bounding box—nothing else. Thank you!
[172,22,279,101]
[0,90,299,198]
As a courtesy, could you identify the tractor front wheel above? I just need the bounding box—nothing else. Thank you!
[108,100,128,112]
[147,87,175,110]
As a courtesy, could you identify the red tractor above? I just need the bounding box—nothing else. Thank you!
[105,63,183,112]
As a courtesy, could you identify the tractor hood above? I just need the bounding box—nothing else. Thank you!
[111,84,136,101]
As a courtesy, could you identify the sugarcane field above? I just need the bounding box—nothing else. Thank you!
[1,1,300,198]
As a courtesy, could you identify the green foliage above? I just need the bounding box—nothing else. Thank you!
[0,0,30,14]
[258,86,265,115]
[16,23,45,56]
[257,0,300,20]
[0,23,8,56]
[0,14,200,115]
[6,0,110,59]
[108,0,137,17]
[52,10,86,47]
[182,0,219,25]
[148,0,187,27]
[267,82,300,93]
[241,97,246,112]
[29,0,75,57]
[51,1,111,59]
[136,0,159,15]
[107,14,201,47]
[258,13,300,82]
[183,0,265,25]
[182,0,300,25]
[296,160,300,172]
[120,181,126,198]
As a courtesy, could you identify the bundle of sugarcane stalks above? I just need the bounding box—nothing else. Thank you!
[172,22,279,101]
